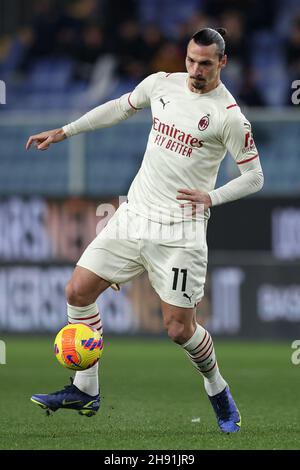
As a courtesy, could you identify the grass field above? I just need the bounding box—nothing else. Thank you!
[0,336,299,450]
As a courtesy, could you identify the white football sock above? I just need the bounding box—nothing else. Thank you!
[182,323,227,397]
[67,303,102,396]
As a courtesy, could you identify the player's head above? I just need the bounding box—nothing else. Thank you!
[186,28,227,93]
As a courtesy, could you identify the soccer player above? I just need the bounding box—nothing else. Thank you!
[26,28,264,432]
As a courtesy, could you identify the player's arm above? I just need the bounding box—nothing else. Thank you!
[207,113,264,206]
[176,112,264,211]
[26,73,160,151]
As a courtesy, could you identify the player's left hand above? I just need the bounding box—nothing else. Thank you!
[176,188,212,214]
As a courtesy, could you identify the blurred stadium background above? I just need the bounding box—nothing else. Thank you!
[0,0,299,339]
[1,0,300,451]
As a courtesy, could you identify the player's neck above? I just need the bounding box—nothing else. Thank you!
[188,78,221,95]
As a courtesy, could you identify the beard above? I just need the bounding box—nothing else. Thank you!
[190,77,206,90]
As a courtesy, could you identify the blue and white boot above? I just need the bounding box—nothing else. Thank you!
[208,385,241,433]
[31,378,100,417]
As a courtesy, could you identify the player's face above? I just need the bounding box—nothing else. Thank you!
[186,40,227,93]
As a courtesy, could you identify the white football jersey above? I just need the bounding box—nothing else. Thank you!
[126,72,259,223]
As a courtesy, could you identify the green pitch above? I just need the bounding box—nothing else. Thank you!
[0,336,300,450]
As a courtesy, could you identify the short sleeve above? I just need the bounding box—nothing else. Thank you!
[128,72,164,110]
[222,110,259,165]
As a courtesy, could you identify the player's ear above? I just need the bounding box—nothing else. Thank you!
[220,54,227,69]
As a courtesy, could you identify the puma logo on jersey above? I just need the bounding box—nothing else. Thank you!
[160,98,170,109]
[183,292,193,303]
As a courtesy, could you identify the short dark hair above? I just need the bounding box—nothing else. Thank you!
[191,28,227,57]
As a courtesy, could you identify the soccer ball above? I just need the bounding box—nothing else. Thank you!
[54,323,103,371]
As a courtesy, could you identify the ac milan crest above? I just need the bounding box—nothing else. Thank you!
[198,115,210,131]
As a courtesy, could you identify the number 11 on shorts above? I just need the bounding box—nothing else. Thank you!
[172,268,187,291]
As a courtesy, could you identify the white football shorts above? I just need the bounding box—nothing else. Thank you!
[77,202,208,308]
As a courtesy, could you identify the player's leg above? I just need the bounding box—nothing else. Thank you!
[142,218,241,432]
[31,202,145,416]
[31,267,110,416]
[64,203,144,400]
[161,300,241,433]
[161,300,227,396]
[64,266,110,397]
[66,265,110,306]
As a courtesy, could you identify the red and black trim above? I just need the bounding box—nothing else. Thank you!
[194,342,214,364]
[128,93,143,111]
[68,312,100,322]
[226,104,238,110]
[201,360,217,374]
[237,154,259,165]
[190,330,208,352]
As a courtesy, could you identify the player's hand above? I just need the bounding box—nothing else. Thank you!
[176,188,212,214]
[26,128,66,151]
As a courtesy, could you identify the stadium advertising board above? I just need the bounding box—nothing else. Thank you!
[0,197,299,337]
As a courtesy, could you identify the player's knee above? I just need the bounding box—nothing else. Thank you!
[65,281,81,305]
[65,280,95,307]
[165,319,187,344]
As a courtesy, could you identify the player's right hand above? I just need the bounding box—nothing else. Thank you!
[26,128,66,151]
